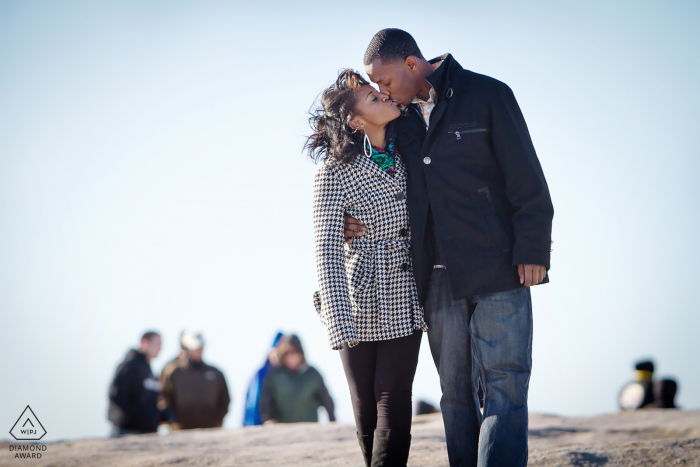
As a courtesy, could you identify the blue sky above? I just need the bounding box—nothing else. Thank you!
[1,0,699,441]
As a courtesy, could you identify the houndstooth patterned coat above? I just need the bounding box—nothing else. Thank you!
[313,149,427,351]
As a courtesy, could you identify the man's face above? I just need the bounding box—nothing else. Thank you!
[366,57,419,106]
[188,347,203,362]
[142,335,161,360]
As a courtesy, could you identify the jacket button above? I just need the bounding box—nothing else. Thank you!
[400,263,409,271]
[399,228,408,237]
[423,157,431,165]
[395,192,405,200]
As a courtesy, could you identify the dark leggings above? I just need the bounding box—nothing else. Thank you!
[339,331,422,435]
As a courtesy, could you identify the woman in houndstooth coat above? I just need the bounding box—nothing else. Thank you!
[306,69,427,467]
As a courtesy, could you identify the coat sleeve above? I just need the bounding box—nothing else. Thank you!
[313,167,359,350]
[258,372,276,423]
[313,368,336,422]
[109,362,140,422]
[216,370,231,425]
[490,81,554,269]
[242,371,261,426]
[158,365,175,415]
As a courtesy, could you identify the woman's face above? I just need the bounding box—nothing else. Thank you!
[352,84,401,130]
[283,350,303,371]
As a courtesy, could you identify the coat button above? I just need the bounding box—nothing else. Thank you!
[400,263,409,271]
[423,157,431,165]
[399,228,408,237]
[395,192,405,200]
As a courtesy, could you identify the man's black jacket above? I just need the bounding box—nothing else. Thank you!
[394,54,554,302]
[108,349,161,432]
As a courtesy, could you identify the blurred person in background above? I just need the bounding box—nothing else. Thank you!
[243,332,284,426]
[158,330,230,430]
[107,331,163,437]
[646,379,678,409]
[619,359,678,410]
[259,334,335,425]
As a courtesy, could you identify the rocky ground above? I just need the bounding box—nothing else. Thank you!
[1,409,698,466]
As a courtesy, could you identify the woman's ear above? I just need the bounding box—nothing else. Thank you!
[349,118,366,132]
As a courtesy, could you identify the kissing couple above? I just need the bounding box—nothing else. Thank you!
[308,29,553,467]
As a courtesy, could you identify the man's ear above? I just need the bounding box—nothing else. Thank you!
[405,56,418,72]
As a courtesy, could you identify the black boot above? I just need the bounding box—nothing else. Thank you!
[357,432,373,467]
[370,429,411,467]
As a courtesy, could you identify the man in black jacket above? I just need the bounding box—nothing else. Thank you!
[346,29,553,466]
[108,331,163,436]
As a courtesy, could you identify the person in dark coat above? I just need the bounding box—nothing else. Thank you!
[107,331,163,436]
[259,335,335,425]
[646,379,678,409]
[345,29,554,466]
[158,331,231,430]
[242,332,284,426]
[619,360,679,410]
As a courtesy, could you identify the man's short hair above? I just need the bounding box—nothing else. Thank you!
[141,331,160,341]
[364,28,424,66]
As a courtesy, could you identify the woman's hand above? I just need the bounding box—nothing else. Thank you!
[344,214,366,243]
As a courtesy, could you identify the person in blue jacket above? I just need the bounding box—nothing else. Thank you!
[242,332,284,426]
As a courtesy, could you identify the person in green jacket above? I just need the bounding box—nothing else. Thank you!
[259,334,335,424]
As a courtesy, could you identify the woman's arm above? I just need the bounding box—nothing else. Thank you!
[259,372,276,424]
[313,369,336,422]
[313,167,359,350]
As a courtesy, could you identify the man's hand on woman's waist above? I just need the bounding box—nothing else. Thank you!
[344,214,366,243]
[347,213,547,286]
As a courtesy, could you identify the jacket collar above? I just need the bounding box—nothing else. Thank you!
[420,53,461,143]
[425,53,458,97]
[348,128,405,190]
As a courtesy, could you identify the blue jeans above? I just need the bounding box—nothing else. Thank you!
[424,268,532,467]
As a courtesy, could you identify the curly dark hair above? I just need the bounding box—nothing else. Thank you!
[305,69,370,164]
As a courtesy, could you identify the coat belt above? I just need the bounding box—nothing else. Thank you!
[348,238,412,329]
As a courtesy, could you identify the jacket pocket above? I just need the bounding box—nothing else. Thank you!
[345,251,373,311]
[447,128,489,140]
[349,264,372,308]
[476,187,510,252]
[448,122,489,141]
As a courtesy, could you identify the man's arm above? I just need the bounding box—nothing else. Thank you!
[158,366,175,415]
[343,214,366,243]
[491,81,554,281]
[216,371,231,427]
[109,363,140,422]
